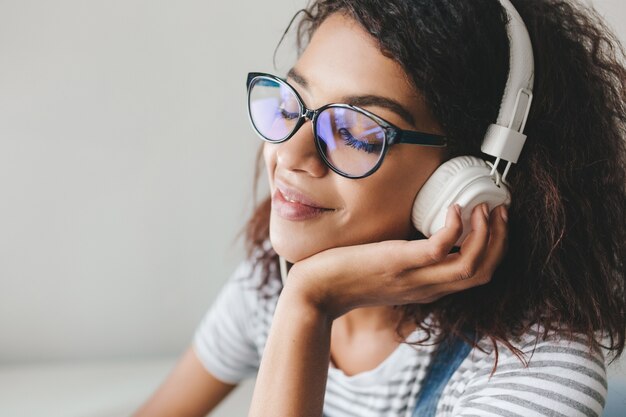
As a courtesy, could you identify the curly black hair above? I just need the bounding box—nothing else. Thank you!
[243,0,626,365]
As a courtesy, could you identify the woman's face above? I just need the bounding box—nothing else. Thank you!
[263,12,447,263]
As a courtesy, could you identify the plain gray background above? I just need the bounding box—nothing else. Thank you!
[0,0,302,363]
[0,0,624,377]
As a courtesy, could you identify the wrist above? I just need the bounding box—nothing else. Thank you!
[276,281,335,331]
[281,263,340,321]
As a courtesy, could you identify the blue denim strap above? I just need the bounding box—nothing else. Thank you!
[411,333,474,417]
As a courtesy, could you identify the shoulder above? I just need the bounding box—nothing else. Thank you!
[442,327,607,416]
[191,244,282,383]
[218,244,282,313]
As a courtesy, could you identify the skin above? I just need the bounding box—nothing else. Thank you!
[132,346,236,417]
[263,11,450,375]
[249,12,508,417]
[134,11,508,417]
[264,19,447,265]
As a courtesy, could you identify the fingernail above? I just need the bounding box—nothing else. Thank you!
[454,204,462,217]
[481,203,489,220]
[500,205,508,223]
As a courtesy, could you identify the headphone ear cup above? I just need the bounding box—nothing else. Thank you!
[412,156,511,247]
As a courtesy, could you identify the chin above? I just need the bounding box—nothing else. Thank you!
[269,220,336,264]
[269,230,315,264]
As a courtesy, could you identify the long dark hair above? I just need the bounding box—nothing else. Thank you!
[242,0,626,363]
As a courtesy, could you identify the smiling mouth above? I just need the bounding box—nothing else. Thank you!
[282,193,332,210]
[274,180,334,210]
[272,188,335,221]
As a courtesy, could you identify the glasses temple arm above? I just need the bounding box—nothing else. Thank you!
[394,130,447,147]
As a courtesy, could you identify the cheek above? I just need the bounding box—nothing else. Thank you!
[263,143,444,258]
[263,143,276,188]
[344,181,418,241]
[342,152,443,242]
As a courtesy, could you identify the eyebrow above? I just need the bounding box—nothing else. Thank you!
[286,67,416,127]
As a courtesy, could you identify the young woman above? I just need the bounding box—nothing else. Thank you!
[134,0,625,416]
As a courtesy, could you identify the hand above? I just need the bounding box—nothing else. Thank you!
[283,203,509,320]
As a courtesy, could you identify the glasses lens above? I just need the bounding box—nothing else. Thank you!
[316,107,386,177]
[248,77,301,142]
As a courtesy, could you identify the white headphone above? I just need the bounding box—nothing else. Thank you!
[411,0,535,246]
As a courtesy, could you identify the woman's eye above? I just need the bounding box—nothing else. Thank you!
[338,128,383,154]
[279,106,300,120]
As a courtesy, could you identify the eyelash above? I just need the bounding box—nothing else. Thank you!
[280,107,300,120]
[338,128,383,154]
[276,107,383,154]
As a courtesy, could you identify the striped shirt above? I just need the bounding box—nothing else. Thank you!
[193,257,607,416]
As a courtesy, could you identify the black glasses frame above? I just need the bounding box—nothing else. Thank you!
[246,72,447,179]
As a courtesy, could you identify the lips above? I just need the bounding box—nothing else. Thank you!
[272,180,334,221]
[274,180,330,209]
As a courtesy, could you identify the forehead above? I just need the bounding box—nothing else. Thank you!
[292,12,428,128]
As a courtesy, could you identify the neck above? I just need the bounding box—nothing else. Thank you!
[335,305,414,338]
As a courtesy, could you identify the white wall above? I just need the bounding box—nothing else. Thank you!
[588,0,626,40]
[0,0,302,363]
[0,0,624,363]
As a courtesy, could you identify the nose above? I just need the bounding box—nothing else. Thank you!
[274,119,328,178]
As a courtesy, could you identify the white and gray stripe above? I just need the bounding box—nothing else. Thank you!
[194,258,608,416]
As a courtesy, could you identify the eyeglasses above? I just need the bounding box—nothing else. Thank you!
[246,72,447,179]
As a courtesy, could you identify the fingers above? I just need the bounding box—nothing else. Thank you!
[292,203,508,312]
[390,204,463,271]
[401,203,508,291]
[426,203,465,260]
[423,204,509,299]
[454,202,492,278]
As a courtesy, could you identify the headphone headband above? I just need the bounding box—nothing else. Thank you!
[481,0,535,176]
